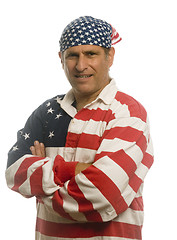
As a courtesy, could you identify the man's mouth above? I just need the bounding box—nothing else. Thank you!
[75,74,93,79]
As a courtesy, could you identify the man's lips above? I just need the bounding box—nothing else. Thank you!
[75,74,93,79]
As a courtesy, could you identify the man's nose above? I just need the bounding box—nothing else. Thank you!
[75,55,88,72]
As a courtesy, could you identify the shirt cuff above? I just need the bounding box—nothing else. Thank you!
[53,155,78,185]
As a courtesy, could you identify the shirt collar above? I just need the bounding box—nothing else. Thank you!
[97,79,118,104]
[57,79,118,117]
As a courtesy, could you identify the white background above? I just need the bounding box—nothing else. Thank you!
[1,0,177,239]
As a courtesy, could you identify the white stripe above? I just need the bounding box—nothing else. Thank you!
[37,201,75,224]
[46,146,96,164]
[68,118,107,136]
[42,158,60,195]
[75,147,96,163]
[97,138,131,154]
[27,158,50,179]
[5,154,34,189]
[35,231,139,240]
[121,184,136,206]
[18,177,32,196]
[46,146,76,162]
[46,147,65,158]
[94,156,129,193]
[75,172,117,222]
[97,138,143,166]
[106,116,146,132]
[114,208,144,226]
[60,181,87,222]
[125,143,143,165]
[110,98,131,118]
[135,162,149,181]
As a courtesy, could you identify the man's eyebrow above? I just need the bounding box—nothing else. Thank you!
[65,51,79,58]
[84,50,99,55]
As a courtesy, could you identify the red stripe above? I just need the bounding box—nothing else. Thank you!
[30,164,45,196]
[115,91,147,122]
[75,108,115,123]
[129,197,144,211]
[66,132,101,150]
[142,152,154,169]
[12,156,44,192]
[82,165,128,216]
[103,126,147,152]
[129,173,143,193]
[52,191,74,221]
[108,149,137,177]
[36,217,142,239]
[67,177,102,222]
[95,150,137,178]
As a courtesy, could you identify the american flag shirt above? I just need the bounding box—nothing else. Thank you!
[6,80,154,240]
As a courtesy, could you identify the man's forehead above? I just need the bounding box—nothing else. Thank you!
[65,45,104,54]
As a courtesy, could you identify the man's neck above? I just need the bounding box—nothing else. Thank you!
[74,93,99,112]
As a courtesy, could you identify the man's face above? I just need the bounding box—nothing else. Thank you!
[59,45,115,99]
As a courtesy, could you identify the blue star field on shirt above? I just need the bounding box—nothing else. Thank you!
[59,16,122,52]
[7,95,72,168]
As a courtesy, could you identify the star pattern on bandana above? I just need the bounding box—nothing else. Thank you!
[60,16,113,52]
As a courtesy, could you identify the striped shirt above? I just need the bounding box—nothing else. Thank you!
[6,80,154,240]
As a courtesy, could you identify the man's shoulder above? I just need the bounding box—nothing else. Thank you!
[38,94,65,110]
[32,94,66,118]
[113,90,147,122]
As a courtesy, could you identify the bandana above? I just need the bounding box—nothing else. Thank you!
[59,16,121,52]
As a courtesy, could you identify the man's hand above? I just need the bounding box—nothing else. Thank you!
[30,141,46,158]
[75,162,92,175]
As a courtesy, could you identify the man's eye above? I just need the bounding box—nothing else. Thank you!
[88,52,96,56]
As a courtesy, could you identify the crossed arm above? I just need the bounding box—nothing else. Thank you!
[30,141,91,175]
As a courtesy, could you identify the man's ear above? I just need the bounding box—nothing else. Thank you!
[108,47,115,68]
[58,52,64,69]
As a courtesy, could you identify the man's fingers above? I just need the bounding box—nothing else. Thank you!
[30,141,46,157]
[40,142,46,157]
[30,146,36,155]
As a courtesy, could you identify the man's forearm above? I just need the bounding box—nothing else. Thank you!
[30,141,92,176]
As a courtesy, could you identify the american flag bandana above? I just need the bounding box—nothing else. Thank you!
[59,16,122,52]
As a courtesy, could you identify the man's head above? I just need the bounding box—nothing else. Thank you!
[59,16,121,52]
[58,16,121,102]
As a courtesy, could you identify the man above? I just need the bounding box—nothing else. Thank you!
[6,16,154,239]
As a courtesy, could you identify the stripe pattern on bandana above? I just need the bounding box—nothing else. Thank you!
[59,16,121,52]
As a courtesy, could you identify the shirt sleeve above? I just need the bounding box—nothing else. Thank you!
[6,100,77,197]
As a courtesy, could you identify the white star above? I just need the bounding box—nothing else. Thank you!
[23,133,30,140]
[47,108,54,114]
[46,102,51,107]
[55,113,62,119]
[48,131,55,139]
[12,146,19,151]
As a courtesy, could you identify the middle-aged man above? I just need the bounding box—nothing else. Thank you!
[6,16,154,240]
